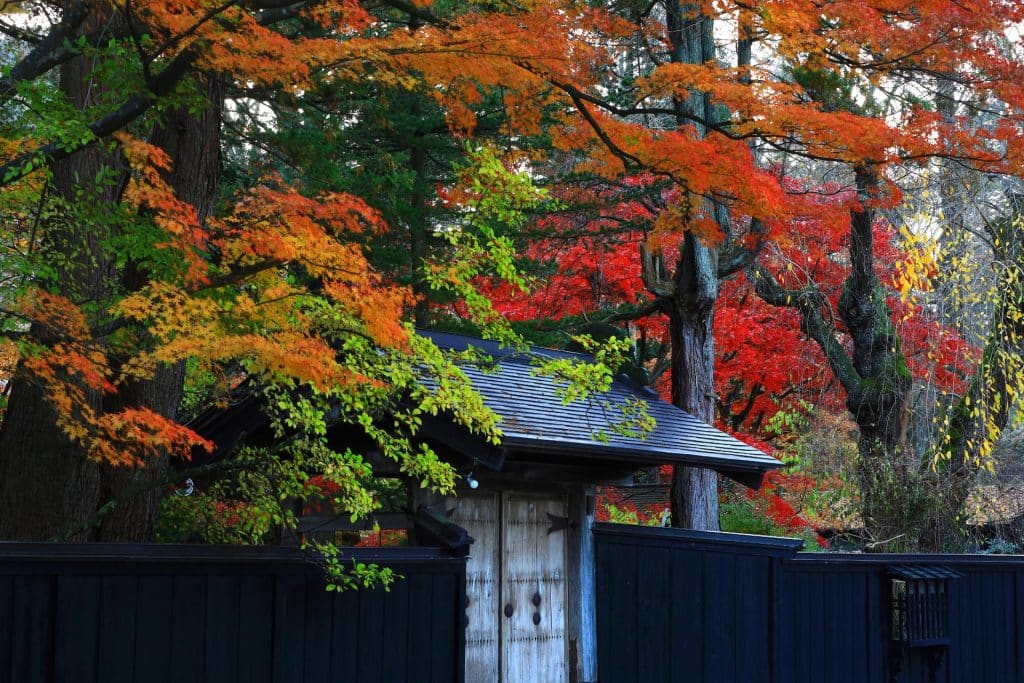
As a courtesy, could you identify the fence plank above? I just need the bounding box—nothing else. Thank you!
[734,555,769,683]
[328,587,359,682]
[0,546,464,683]
[1017,570,1024,683]
[0,575,13,682]
[847,573,867,683]
[637,546,670,682]
[10,575,53,683]
[205,575,241,683]
[703,551,736,683]
[671,547,703,683]
[302,577,333,682]
[429,573,457,683]
[170,574,208,683]
[96,576,139,683]
[355,582,385,682]
[273,575,308,683]
[824,572,839,683]
[592,525,1024,683]
[772,569,794,683]
[135,576,173,683]
[602,543,638,682]
[381,574,411,683]
[237,575,274,683]
[55,575,100,683]
[404,574,432,683]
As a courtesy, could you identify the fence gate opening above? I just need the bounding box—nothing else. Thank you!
[450,491,569,683]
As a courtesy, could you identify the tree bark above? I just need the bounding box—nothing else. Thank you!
[668,232,720,529]
[752,170,925,550]
[0,0,222,540]
[0,7,122,540]
[661,1,721,530]
[97,74,223,541]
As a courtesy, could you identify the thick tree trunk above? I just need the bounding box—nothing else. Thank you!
[0,6,222,540]
[662,2,721,530]
[752,169,922,549]
[0,384,103,540]
[0,9,121,540]
[668,234,720,528]
[97,75,222,541]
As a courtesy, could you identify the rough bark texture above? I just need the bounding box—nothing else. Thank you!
[662,1,720,530]
[0,1,222,540]
[751,170,974,550]
[667,234,720,529]
[97,75,223,541]
[0,8,122,540]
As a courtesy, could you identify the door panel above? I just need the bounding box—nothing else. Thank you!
[501,494,568,683]
[449,493,501,682]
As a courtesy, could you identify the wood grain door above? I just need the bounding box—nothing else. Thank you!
[449,492,501,682]
[500,493,568,683]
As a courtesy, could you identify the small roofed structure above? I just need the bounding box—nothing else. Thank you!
[191,330,781,683]
[400,331,781,683]
[417,330,779,489]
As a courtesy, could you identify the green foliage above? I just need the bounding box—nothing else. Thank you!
[426,145,548,344]
[604,503,663,526]
[719,494,823,551]
[316,542,398,591]
[154,490,274,545]
[719,494,790,536]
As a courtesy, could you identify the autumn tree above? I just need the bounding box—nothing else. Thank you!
[0,0,622,542]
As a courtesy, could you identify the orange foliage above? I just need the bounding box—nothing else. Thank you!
[3,0,1024,471]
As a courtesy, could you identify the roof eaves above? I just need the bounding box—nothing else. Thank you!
[500,433,782,472]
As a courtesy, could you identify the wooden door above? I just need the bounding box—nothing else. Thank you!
[449,491,569,683]
[500,493,568,683]
[449,492,501,682]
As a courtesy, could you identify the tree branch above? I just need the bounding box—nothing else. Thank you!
[640,241,677,298]
[748,263,863,402]
[0,0,320,189]
[718,218,768,278]
[0,0,90,100]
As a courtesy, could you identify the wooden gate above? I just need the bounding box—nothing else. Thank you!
[450,491,568,683]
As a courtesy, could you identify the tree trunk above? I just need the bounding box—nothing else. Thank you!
[97,75,222,542]
[668,233,720,528]
[0,8,121,540]
[0,3,222,540]
[662,1,721,530]
[752,169,921,549]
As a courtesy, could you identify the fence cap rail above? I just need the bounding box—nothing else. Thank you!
[0,542,467,566]
[593,523,805,553]
[786,551,1024,569]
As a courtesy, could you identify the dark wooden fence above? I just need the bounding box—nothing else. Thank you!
[595,523,1024,683]
[0,543,466,683]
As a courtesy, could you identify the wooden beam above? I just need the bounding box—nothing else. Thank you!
[296,511,410,534]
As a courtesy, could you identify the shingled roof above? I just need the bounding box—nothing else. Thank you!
[422,330,780,483]
[188,330,780,486]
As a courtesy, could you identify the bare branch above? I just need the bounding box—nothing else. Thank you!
[748,263,863,402]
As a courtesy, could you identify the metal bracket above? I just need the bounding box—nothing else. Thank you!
[547,512,576,535]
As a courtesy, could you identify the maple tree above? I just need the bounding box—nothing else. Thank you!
[0,0,623,542]
[2,0,1023,553]
[477,0,1024,544]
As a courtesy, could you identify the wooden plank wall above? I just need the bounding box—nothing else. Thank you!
[594,524,1024,683]
[0,545,466,683]
[595,527,796,683]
